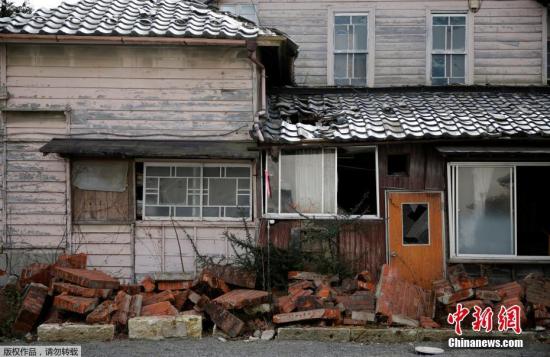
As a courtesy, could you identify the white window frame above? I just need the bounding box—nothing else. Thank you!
[142,162,253,222]
[264,146,380,220]
[327,7,375,87]
[426,11,473,86]
[448,162,550,263]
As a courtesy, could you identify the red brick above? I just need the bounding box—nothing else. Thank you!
[492,281,524,300]
[129,294,143,319]
[86,300,115,324]
[174,290,190,310]
[120,284,141,295]
[447,299,483,312]
[157,280,193,291]
[316,284,332,299]
[56,253,87,269]
[357,270,373,282]
[204,302,245,338]
[19,263,51,287]
[188,290,210,311]
[203,265,256,289]
[288,280,314,295]
[447,265,488,291]
[273,308,341,324]
[141,290,175,307]
[357,280,375,291]
[335,291,376,311]
[140,276,156,293]
[141,301,178,316]
[199,270,231,293]
[524,277,550,307]
[54,294,98,314]
[212,289,269,310]
[340,278,358,293]
[420,316,440,329]
[494,297,527,324]
[112,291,132,326]
[432,279,453,298]
[52,282,111,299]
[53,267,120,289]
[12,283,48,334]
[295,295,323,311]
[475,289,502,302]
[437,288,474,305]
[288,271,337,283]
[276,295,296,313]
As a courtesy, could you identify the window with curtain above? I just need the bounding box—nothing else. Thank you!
[265,147,378,217]
[333,13,368,86]
[142,163,251,220]
[449,163,550,260]
[431,14,467,85]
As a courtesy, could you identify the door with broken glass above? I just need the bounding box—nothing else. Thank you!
[387,191,444,289]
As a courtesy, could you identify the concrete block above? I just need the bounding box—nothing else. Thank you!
[350,328,418,343]
[37,323,114,342]
[128,315,202,340]
[277,327,350,342]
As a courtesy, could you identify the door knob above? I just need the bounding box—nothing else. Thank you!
[390,251,398,257]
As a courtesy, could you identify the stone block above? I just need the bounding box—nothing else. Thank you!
[128,315,202,340]
[38,323,114,342]
[273,308,340,324]
[277,327,350,342]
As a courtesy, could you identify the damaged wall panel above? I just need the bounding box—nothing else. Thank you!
[72,160,133,224]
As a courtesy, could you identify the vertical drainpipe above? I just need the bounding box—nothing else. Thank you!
[246,40,265,143]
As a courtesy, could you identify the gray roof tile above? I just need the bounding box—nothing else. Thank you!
[0,0,276,39]
[264,89,550,143]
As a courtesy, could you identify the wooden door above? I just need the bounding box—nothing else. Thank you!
[387,191,444,289]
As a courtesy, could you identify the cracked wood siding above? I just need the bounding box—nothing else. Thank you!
[6,44,254,139]
[4,112,68,249]
[217,0,545,86]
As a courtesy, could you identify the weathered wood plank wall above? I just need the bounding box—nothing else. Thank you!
[218,0,546,86]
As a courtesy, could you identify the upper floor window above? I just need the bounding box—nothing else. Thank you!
[220,4,258,24]
[431,14,467,85]
[332,13,369,86]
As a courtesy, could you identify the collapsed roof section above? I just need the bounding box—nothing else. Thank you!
[259,87,550,143]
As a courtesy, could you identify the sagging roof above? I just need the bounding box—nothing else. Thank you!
[0,0,277,40]
[261,87,550,143]
[40,138,258,159]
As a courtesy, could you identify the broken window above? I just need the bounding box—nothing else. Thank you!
[265,146,378,217]
[141,163,251,220]
[72,160,132,223]
[449,163,550,260]
[402,203,429,245]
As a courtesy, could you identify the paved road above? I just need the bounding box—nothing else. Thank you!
[17,337,548,357]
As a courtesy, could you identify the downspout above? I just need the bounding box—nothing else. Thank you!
[246,40,265,142]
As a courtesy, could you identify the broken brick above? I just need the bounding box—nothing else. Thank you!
[357,280,376,291]
[203,265,256,289]
[157,280,193,291]
[141,301,178,316]
[276,295,296,314]
[288,280,314,295]
[212,289,269,310]
[174,290,190,310]
[52,282,111,299]
[141,290,175,307]
[112,291,132,326]
[140,276,156,293]
[420,316,441,329]
[476,289,502,302]
[19,263,51,287]
[12,283,48,334]
[187,290,210,311]
[437,288,474,305]
[492,281,524,300]
[56,253,87,269]
[335,291,376,311]
[288,271,338,284]
[120,284,141,295]
[53,294,98,314]
[129,294,143,319]
[524,277,550,307]
[53,267,120,289]
[86,300,116,324]
[294,295,323,311]
[273,308,341,324]
[199,270,231,293]
[340,278,358,293]
[204,302,245,338]
[447,264,488,291]
[316,284,332,299]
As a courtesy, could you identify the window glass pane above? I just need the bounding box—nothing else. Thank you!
[450,16,466,25]
[353,54,367,80]
[452,26,465,51]
[203,167,220,177]
[335,15,350,25]
[226,167,250,178]
[202,207,220,217]
[334,53,347,79]
[337,146,377,215]
[175,207,200,217]
[266,155,279,213]
[354,24,367,50]
[432,26,446,50]
[209,178,237,206]
[432,54,445,78]
[457,167,513,255]
[145,206,169,217]
[280,149,324,213]
[451,54,465,78]
[323,148,336,214]
[146,166,170,176]
[352,15,367,24]
[432,77,448,85]
[225,207,250,218]
[433,16,448,25]
[403,204,429,245]
[176,167,200,177]
[145,194,157,204]
[159,178,187,205]
[334,25,348,51]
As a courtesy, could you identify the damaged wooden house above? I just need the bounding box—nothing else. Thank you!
[1,0,550,292]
